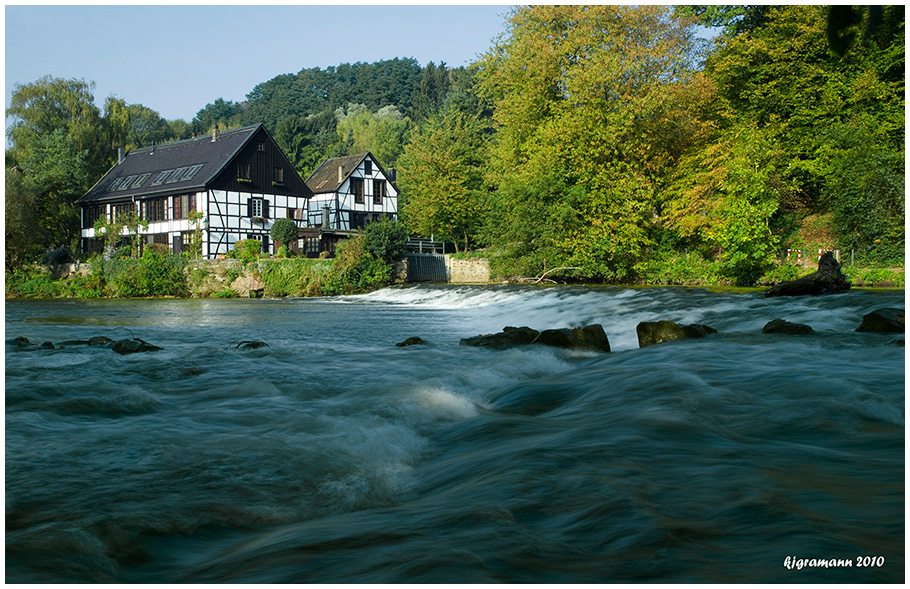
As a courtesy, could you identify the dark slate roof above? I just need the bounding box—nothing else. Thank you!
[305,153,369,195]
[79,124,262,203]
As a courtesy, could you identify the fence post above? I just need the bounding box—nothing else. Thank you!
[851,249,854,266]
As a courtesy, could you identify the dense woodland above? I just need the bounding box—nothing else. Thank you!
[6,5,905,286]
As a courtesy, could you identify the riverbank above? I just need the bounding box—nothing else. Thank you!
[4,254,905,299]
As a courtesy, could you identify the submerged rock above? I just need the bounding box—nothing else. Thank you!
[460,326,540,350]
[855,308,905,334]
[396,337,426,347]
[236,341,269,350]
[764,252,850,297]
[636,320,717,348]
[762,318,815,335]
[111,339,163,355]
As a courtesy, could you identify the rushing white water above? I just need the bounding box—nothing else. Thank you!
[5,285,905,582]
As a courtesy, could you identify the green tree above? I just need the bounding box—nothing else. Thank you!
[335,103,411,167]
[270,218,299,251]
[93,210,148,258]
[703,5,904,264]
[475,5,705,279]
[409,61,451,122]
[361,217,409,263]
[822,117,905,264]
[192,98,241,134]
[104,97,177,150]
[6,76,110,255]
[666,124,783,285]
[5,166,40,269]
[398,109,490,252]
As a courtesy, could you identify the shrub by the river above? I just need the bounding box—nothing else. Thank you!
[633,252,726,286]
[233,239,264,264]
[257,258,331,297]
[6,267,64,298]
[94,250,188,297]
[319,235,392,295]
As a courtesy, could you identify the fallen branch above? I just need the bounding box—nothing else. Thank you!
[534,266,580,284]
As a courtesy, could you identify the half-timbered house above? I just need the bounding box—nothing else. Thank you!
[78,123,312,258]
[301,152,399,256]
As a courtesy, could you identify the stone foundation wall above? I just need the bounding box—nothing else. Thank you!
[445,256,491,284]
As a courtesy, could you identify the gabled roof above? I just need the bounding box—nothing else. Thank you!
[305,153,370,195]
[79,124,263,203]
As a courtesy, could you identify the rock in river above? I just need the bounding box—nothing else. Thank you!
[636,320,717,348]
[460,325,612,353]
[111,339,163,355]
[762,318,815,335]
[855,308,905,334]
[535,325,612,353]
[460,326,541,350]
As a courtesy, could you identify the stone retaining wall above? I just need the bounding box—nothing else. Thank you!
[445,256,492,284]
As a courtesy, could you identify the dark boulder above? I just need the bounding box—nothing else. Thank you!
[765,252,850,297]
[762,318,815,335]
[461,325,612,353]
[88,336,115,347]
[535,325,611,353]
[236,341,269,350]
[8,336,54,349]
[636,320,717,348]
[111,339,163,355]
[855,308,905,334]
[396,337,426,347]
[460,326,540,350]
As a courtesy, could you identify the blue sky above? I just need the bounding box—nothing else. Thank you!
[5,4,511,123]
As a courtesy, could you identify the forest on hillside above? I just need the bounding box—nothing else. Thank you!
[5,5,905,285]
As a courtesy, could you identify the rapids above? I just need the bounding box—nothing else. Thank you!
[5,285,905,582]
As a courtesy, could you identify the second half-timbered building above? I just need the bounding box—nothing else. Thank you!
[302,152,400,256]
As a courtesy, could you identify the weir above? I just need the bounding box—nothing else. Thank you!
[405,253,448,283]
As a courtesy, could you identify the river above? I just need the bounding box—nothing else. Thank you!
[5,285,905,582]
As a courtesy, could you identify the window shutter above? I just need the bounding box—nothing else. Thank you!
[247,198,253,218]
[262,235,270,254]
[263,200,270,219]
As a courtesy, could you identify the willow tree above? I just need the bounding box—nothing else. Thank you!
[475,5,706,280]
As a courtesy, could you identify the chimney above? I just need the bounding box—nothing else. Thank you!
[387,168,396,182]
[117,147,125,164]
[338,165,344,183]
[212,124,219,142]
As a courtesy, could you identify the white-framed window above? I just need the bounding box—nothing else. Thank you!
[250,198,263,217]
